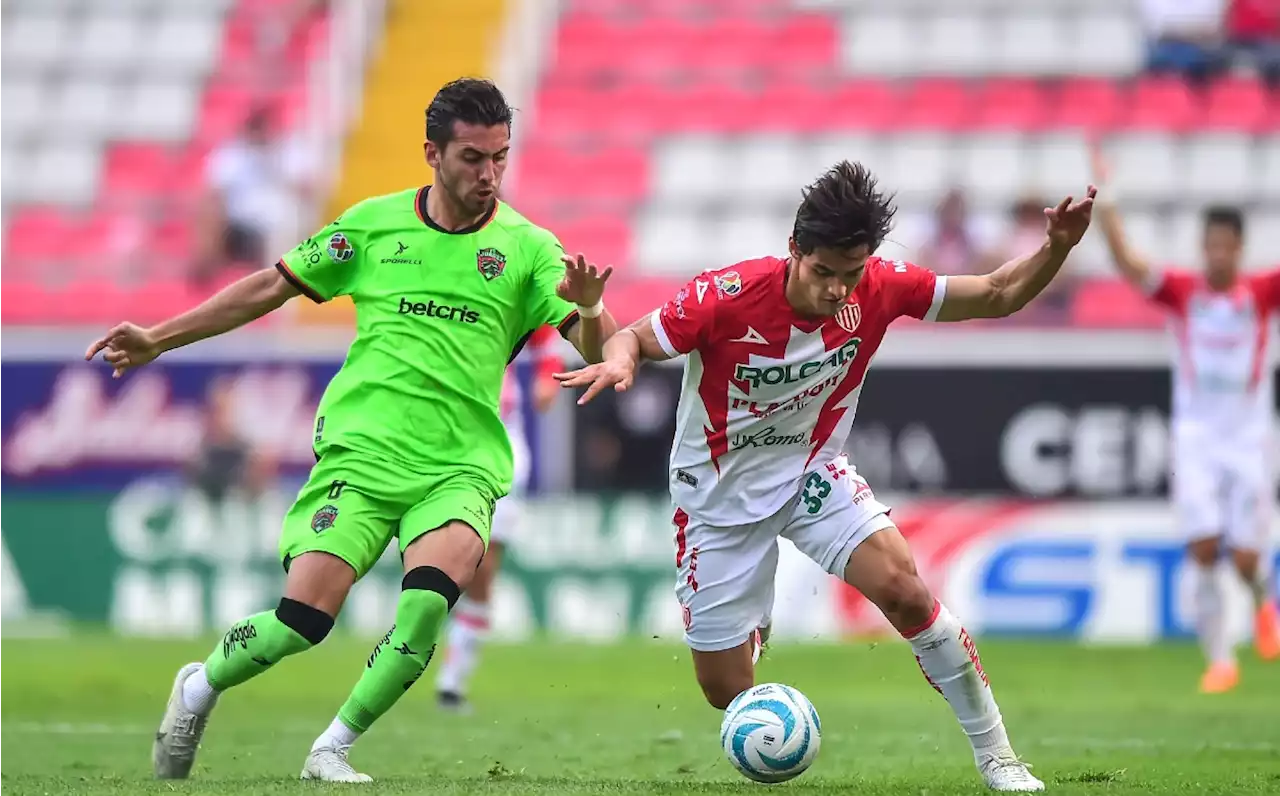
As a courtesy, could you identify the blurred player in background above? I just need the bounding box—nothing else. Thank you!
[1092,146,1280,694]
[436,325,564,712]
[559,162,1096,792]
[85,78,617,783]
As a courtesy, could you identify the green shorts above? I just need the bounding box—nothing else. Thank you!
[279,447,498,579]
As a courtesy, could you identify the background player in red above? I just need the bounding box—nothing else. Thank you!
[558,162,1096,792]
[1092,145,1280,694]
[436,325,564,711]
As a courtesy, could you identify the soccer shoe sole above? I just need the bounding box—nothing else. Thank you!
[152,662,207,780]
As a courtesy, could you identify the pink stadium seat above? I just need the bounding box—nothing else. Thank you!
[896,79,971,130]
[549,214,632,271]
[7,209,72,266]
[1051,79,1122,132]
[197,83,255,146]
[1202,76,1271,132]
[827,80,900,131]
[694,17,774,79]
[102,144,175,202]
[1071,279,1166,328]
[1122,77,1197,132]
[0,283,56,323]
[773,15,838,72]
[973,80,1048,131]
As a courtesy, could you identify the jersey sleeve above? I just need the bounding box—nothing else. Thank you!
[1144,269,1196,314]
[882,259,947,321]
[524,228,580,337]
[651,273,717,357]
[276,212,368,303]
[1248,269,1280,314]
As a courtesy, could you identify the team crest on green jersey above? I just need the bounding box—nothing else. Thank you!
[476,247,506,281]
[327,232,355,263]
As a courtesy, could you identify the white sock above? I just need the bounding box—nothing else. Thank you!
[1194,564,1234,665]
[181,664,218,717]
[904,601,1010,755]
[313,716,361,751]
[435,597,490,696]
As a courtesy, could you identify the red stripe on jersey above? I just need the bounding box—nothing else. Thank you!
[673,508,690,568]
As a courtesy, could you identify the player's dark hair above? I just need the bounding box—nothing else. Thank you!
[792,161,896,255]
[425,78,513,147]
[1203,205,1245,238]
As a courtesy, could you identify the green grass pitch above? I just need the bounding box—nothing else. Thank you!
[2,636,1278,794]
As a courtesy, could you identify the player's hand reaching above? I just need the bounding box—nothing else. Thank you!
[557,252,614,308]
[84,322,160,378]
[1044,186,1097,250]
[554,359,635,405]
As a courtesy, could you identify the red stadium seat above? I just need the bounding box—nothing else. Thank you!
[896,79,971,131]
[972,80,1048,131]
[1051,79,1122,132]
[549,214,632,271]
[1070,279,1166,328]
[102,144,175,203]
[1121,77,1197,132]
[1202,76,1270,132]
[773,14,839,72]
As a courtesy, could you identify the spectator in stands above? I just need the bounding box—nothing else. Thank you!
[918,189,981,277]
[185,378,275,503]
[195,106,316,286]
[1226,0,1280,84]
[1141,0,1229,82]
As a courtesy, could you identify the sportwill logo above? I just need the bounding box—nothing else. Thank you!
[731,424,809,449]
[398,298,480,324]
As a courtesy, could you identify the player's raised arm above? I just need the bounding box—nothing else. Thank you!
[555,252,618,364]
[1089,143,1154,288]
[932,186,1096,322]
[84,267,300,378]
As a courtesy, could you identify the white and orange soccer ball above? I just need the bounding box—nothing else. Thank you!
[720,683,822,783]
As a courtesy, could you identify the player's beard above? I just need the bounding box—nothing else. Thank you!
[439,172,495,220]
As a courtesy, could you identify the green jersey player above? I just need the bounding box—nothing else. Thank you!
[84,78,618,783]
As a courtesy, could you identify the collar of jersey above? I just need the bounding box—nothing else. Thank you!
[415,185,498,235]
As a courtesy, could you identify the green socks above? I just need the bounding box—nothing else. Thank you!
[337,568,459,733]
[205,598,334,691]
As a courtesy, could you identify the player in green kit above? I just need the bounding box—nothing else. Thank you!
[84,78,618,783]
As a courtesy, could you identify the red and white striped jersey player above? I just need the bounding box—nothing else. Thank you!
[435,324,564,712]
[1093,146,1280,695]
[558,162,1098,793]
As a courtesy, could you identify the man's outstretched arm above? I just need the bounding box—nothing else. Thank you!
[555,311,676,404]
[932,186,1096,322]
[85,267,299,377]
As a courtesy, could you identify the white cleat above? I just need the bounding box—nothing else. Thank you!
[301,745,373,783]
[978,750,1045,792]
[153,662,214,779]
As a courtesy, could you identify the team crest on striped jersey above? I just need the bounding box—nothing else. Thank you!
[835,303,861,333]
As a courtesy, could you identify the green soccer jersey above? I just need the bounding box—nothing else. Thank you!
[277,186,579,498]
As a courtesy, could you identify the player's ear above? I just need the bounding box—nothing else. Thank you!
[424,140,441,170]
[788,237,801,260]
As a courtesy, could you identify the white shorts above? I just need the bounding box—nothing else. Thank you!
[491,420,531,546]
[672,455,895,652]
[1172,443,1273,550]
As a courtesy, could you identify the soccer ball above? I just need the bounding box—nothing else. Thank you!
[720,683,822,783]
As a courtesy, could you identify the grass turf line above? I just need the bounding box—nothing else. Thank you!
[2,637,1278,794]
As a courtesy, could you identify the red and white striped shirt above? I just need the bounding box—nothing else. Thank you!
[1145,268,1280,442]
[652,255,946,525]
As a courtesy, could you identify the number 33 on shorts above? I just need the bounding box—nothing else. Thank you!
[800,457,868,515]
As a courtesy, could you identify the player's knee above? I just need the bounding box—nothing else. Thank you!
[1188,537,1221,566]
[397,566,462,642]
[875,570,935,630]
[275,597,336,650]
